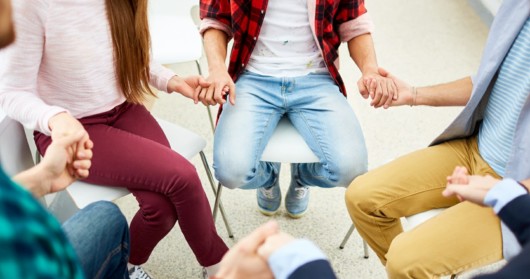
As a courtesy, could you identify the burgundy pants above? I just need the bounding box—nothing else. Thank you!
[35,102,228,266]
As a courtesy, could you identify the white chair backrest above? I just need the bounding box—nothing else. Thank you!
[149,0,198,16]
[0,113,34,176]
[148,0,202,64]
[261,117,319,163]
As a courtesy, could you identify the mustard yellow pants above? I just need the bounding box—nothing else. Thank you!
[345,137,502,278]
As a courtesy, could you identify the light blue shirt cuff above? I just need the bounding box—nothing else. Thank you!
[268,239,328,279]
[484,178,527,214]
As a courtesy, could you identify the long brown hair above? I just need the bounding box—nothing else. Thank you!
[106,0,155,104]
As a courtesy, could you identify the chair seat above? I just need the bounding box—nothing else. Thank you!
[404,208,446,230]
[261,117,319,163]
[150,15,202,65]
[65,117,206,209]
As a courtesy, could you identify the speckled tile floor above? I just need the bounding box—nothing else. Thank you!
[115,1,504,278]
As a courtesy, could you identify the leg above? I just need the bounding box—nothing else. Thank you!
[288,73,367,188]
[345,136,502,276]
[213,72,284,189]
[63,201,129,279]
[386,202,502,278]
[35,104,228,267]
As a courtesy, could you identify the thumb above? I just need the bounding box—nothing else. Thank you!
[198,76,211,88]
[56,130,87,148]
[228,83,236,105]
[378,67,390,77]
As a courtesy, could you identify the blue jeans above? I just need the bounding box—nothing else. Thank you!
[214,71,367,189]
[63,201,130,279]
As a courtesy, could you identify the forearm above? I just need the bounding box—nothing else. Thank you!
[203,29,230,73]
[13,165,51,198]
[415,77,472,106]
[347,33,378,74]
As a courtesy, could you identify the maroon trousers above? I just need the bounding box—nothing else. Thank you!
[35,102,228,266]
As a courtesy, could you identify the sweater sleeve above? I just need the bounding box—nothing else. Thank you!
[0,0,66,135]
[149,61,176,93]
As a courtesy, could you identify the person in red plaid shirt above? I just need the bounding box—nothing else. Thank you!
[198,0,395,218]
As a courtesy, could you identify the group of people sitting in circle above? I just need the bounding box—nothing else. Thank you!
[0,0,528,278]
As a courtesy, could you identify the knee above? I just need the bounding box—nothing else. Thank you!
[138,198,178,231]
[214,164,255,189]
[328,156,367,187]
[385,235,427,279]
[84,201,127,229]
[344,173,380,217]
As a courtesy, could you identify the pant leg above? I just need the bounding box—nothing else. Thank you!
[287,73,367,187]
[36,103,228,266]
[213,72,284,189]
[63,201,130,279]
[386,202,501,278]
[345,136,502,277]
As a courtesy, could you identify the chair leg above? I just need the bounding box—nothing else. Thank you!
[339,223,369,259]
[340,224,355,249]
[195,60,216,133]
[199,151,234,238]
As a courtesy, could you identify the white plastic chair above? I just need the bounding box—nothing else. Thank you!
[0,111,34,176]
[148,0,215,132]
[213,116,367,255]
[340,208,447,261]
[0,111,233,237]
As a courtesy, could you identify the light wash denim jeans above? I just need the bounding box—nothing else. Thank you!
[63,201,130,279]
[214,71,367,190]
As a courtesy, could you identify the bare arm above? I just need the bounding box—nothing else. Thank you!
[380,68,473,107]
[348,34,397,109]
[199,28,235,105]
[415,77,473,106]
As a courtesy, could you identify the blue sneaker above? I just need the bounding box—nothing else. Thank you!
[257,180,281,216]
[285,179,309,218]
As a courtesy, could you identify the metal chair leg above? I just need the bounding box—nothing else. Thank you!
[362,239,369,259]
[199,151,234,238]
[195,60,216,133]
[340,224,355,249]
[339,223,369,259]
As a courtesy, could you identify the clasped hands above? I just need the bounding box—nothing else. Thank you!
[214,221,295,279]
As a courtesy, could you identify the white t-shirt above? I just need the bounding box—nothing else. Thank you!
[246,0,327,77]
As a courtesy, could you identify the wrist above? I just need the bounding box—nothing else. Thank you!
[410,86,418,107]
[361,65,378,75]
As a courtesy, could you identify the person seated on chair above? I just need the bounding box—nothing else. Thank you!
[198,0,395,219]
[444,166,529,279]
[2,4,124,278]
[345,1,530,278]
[0,1,229,278]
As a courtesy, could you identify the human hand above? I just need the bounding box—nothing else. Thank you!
[39,130,93,194]
[375,68,416,107]
[215,221,278,279]
[358,68,398,109]
[257,231,296,260]
[49,112,90,165]
[198,68,235,106]
[167,75,211,103]
[443,168,500,205]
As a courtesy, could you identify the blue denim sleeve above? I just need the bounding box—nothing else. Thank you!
[484,178,527,214]
[268,239,328,279]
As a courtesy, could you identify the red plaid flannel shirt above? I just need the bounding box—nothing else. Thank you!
[200,0,368,96]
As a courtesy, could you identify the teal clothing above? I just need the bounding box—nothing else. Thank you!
[0,167,84,279]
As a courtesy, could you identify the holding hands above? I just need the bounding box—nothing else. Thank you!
[443,166,500,206]
[358,68,398,109]
[167,70,234,107]
[215,221,301,279]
